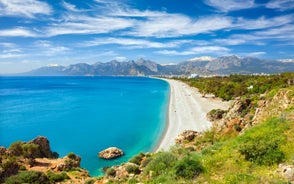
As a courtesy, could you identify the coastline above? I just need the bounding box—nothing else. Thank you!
[154,78,231,151]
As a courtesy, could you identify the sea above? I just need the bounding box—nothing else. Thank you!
[0,76,169,176]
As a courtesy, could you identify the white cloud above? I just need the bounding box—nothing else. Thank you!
[80,37,191,48]
[0,27,38,37]
[245,52,266,57]
[266,0,294,11]
[127,15,232,38]
[45,15,134,37]
[0,42,17,48]
[214,38,246,45]
[0,0,52,18]
[34,40,70,56]
[62,1,85,12]
[156,46,230,56]
[236,15,294,30]
[114,56,127,61]
[204,0,255,12]
[62,1,78,11]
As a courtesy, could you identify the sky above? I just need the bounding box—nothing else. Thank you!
[0,0,294,73]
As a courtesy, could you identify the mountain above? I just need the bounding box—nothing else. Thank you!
[203,56,294,74]
[22,56,294,76]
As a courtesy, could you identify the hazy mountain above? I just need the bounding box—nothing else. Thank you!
[22,56,294,76]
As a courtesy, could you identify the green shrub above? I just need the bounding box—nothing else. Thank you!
[141,157,152,168]
[0,157,19,182]
[85,178,97,184]
[238,118,288,166]
[144,152,176,176]
[239,138,285,165]
[47,171,70,182]
[174,157,203,179]
[67,152,78,160]
[8,142,23,156]
[129,152,145,165]
[125,164,140,174]
[106,168,116,177]
[22,143,41,158]
[5,170,50,184]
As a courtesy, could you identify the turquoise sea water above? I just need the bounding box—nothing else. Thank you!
[0,76,169,176]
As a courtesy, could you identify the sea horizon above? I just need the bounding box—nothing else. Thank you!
[0,76,169,176]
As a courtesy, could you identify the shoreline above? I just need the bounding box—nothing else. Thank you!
[154,78,231,152]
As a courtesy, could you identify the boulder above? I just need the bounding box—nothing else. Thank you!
[29,136,54,158]
[175,130,199,144]
[276,163,294,182]
[99,147,124,159]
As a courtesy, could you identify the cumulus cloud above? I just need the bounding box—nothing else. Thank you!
[0,0,52,18]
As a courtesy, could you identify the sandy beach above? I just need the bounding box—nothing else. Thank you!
[155,79,231,151]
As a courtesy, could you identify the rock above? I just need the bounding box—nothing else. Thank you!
[99,147,124,159]
[56,154,81,171]
[175,130,199,144]
[29,136,55,158]
[207,109,226,121]
[276,163,294,182]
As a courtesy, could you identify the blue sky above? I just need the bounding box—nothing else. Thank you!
[0,0,294,73]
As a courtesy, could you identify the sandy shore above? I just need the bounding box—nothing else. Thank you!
[155,79,231,151]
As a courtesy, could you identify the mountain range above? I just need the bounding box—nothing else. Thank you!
[22,56,294,76]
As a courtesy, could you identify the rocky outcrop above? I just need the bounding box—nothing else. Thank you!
[99,147,124,160]
[207,109,227,121]
[175,130,200,144]
[210,99,251,133]
[252,89,294,125]
[56,154,81,171]
[29,136,58,158]
[276,163,294,183]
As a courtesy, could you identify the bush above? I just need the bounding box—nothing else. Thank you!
[239,138,285,166]
[106,168,116,177]
[125,164,140,174]
[174,157,203,179]
[144,152,176,176]
[8,142,23,156]
[5,170,50,184]
[0,157,19,182]
[85,178,96,184]
[238,118,288,166]
[141,157,152,168]
[47,171,70,182]
[67,152,78,160]
[129,152,145,165]
[22,143,41,158]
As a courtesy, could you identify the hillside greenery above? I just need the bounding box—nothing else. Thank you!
[104,73,294,183]
[180,72,294,100]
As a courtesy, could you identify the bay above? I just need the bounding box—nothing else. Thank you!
[0,76,169,176]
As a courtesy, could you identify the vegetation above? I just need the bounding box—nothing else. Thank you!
[5,171,50,184]
[181,72,294,100]
[47,171,70,182]
[125,164,141,174]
